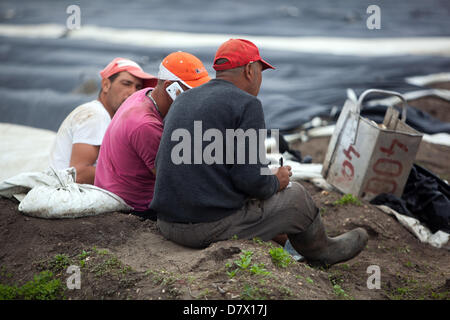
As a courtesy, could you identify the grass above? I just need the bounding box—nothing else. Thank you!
[328,273,353,300]
[332,284,351,299]
[35,253,73,274]
[145,269,183,298]
[269,247,293,268]
[78,250,91,268]
[252,237,265,245]
[0,271,64,300]
[241,284,269,300]
[93,255,126,277]
[225,250,271,278]
[249,263,271,276]
[386,275,449,300]
[146,269,178,287]
[389,286,413,300]
[234,250,253,270]
[333,194,362,206]
[48,254,71,272]
[0,266,13,280]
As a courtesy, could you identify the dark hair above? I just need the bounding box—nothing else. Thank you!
[99,72,121,95]
[214,58,229,65]
[108,72,120,83]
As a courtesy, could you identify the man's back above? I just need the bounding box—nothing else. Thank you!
[151,79,279,223]
[95,88,163,211]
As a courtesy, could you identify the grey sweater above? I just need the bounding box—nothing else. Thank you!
[150,79,279,223]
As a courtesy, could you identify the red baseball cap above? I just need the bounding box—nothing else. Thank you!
[100,57,158,88]
[213,39,275,71]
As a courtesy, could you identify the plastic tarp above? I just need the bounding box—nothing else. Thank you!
[370,165,450,234]
[0,123,56,181]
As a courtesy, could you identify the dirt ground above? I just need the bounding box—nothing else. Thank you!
[0,92,449,301]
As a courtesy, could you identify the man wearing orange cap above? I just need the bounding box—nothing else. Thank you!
[151,39,368,268]
[49,58,157,184]
[94,52,210,219]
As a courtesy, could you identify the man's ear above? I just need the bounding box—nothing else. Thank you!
[243,63,253,81]
[101,78,111,94]
[163,80,173,90]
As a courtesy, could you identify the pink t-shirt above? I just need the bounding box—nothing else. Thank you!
[95,88,163,211]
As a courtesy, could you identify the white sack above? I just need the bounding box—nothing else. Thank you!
[0,167,132,218]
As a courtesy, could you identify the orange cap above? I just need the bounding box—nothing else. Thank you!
[100,57,158,88]
[158,51,211,88]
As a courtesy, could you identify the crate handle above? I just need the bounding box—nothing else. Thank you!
[357,89,407,122]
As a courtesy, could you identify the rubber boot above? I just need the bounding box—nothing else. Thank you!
[289,212,368,268]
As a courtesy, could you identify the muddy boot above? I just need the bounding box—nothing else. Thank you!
[289,213,368,268]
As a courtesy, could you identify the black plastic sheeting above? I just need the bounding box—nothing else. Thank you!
[370,164,450,234]
[1,36,449,133]
[360,104,450,134]
[0,0,449,132]
[1,0,449,38]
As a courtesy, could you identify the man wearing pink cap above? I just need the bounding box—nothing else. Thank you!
[94,52,210,219]
[151,39,368,268]
[49,58,157,184]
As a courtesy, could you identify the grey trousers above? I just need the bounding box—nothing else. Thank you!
[157,181,318,248]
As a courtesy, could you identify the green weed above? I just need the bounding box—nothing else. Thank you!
[249,263,271,276]
[332,284,350,299]
[241,284,268,300]
[0,271,64,300]
[225,251,271,278]
[269,247,293,268]
[333,194,362,206]
[48,254,71,272]
[235,251,253,270]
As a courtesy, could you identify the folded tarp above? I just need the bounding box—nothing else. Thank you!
[370,164,450,234]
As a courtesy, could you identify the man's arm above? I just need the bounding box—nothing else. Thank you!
[130,122,162,177]
[69,143,100,184]
[272,166,292,191]
[229,99,282,199]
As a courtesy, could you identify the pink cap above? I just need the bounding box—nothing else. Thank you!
[100,57,158,88]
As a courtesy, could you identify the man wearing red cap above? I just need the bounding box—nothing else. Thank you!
[151,39,368,268]
[49,58,157,184]
[94,52,210,219]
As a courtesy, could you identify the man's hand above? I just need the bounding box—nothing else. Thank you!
[273,165,292,191]
[69,143,100,184]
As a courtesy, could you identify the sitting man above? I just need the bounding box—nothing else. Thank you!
[150,39,369,267]
[49,58,157,184]
[94,52,211,220]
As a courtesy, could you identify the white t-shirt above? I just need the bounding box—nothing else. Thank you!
[49,100,111,170]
